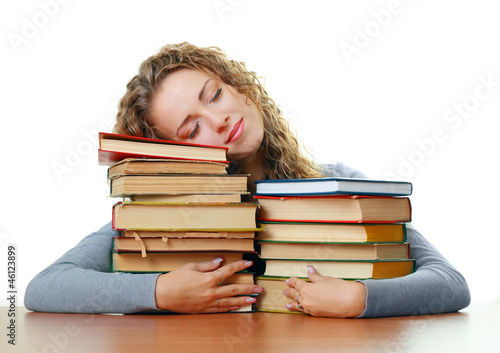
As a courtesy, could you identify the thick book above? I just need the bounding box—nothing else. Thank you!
[108,158,228,179]
[256,195,412,223]
[98,132,228,165]
[112,236,255,253]
[120,229,257,239]
[259,241,409,260]
[112,202,259,231]
[257,222,407,243]
[109,174,249,197]
[262,258,415,279]
[255,177,412,196]
[110,251,251,273]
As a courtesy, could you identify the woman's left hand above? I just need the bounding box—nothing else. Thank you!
[284,265,367,318]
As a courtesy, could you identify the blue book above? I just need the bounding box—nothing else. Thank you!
[255,177,412,197]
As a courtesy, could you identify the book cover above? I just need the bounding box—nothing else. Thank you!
[109,174,249,197]
[112,201,259,231]
[255,177,413,197]
[256,195,412,223]
[98,132,229,165]
[257,222,407,243]
[107,158,228,179]
[262,258,415,279]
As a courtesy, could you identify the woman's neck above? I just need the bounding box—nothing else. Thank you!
[234,153,267,196]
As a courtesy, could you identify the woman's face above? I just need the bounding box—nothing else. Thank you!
[152,69,264,162]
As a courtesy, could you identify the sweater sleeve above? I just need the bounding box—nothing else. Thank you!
[322,163,471,317]
[24,222,161,314]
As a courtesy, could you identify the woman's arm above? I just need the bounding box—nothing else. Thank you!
[359,223,470,317]
[24,222,160,313]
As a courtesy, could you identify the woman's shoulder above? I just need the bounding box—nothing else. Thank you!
[319,162,368,179]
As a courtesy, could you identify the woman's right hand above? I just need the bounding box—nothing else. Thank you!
[154,257,264,313]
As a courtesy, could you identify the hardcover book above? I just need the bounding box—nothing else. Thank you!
[262,258,415,279]
[256,195,412,223]
[109,174,249,197]
[107,158,228,179]
[255,177,412,197]
[112,202,259,231]
[257,222,407,243]
[98,132,228,165]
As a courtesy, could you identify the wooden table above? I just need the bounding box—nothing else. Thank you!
[2,306,499,353]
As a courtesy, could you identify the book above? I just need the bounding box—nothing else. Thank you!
[259,242,409,260]
[120,229,257,239]
[255,177,412,196]
[110,251,251,273]
[112,236,255,253]
[108,158,228,179]
[262,258,415,279]
[98,132,228,165]
[256,195,411,223]
[130,194,242,203]
[109,174,249,197]
[257,222,406,243]
[112,202,259,231]
[254,277,305,314]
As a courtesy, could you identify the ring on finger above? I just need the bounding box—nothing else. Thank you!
[215,269,224,283]
[298,303,304,310]
[296,293,301,302]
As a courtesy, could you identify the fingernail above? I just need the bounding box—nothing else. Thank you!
[212,257,224,264]
[285,279,290,285]
[245,297,257,303]
[285,304,292,310]
[307,265,316,273]
[254,286,264,293]
[244,260,253,267]
[283,289,289,296]
[229,306,240,311]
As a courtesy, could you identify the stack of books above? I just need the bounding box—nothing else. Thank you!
[252,177,414,313]
[98,132,260,312]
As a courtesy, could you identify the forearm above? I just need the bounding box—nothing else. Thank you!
[24,222,161,314]
[25,266,160,313]
[358,224,470,318]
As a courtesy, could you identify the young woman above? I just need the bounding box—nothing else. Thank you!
[25,42,470,317]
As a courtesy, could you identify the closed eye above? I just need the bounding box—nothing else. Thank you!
[210,87,222,104]
[188,121,200,139]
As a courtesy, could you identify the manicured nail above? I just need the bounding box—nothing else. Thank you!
[307,265,316,273]
[285,279,290,285]
[212,257,224,264]
[244,260,253,267]
[245,297,257,303]
[285,304,292,310]
[283,289,289,296]
[254,286,265,293]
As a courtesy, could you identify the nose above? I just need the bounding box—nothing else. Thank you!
[213,114,229,133]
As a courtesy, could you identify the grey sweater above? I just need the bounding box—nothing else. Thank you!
[24,163,471,317]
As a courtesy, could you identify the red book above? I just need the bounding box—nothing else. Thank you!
[255,195,412,223]
[98,132,228,165]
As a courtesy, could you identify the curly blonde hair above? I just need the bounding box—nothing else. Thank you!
[114,42,324,179]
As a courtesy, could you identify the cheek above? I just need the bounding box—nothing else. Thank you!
[196,130,224,147]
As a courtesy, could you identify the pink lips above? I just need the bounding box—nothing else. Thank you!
[226,118,244,144]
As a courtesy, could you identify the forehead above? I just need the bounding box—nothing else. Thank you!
[152,69,212,135]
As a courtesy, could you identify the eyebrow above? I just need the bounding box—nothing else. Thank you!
[176,79,212,137]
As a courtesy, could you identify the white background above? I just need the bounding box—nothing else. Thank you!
[1,0,499,309]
